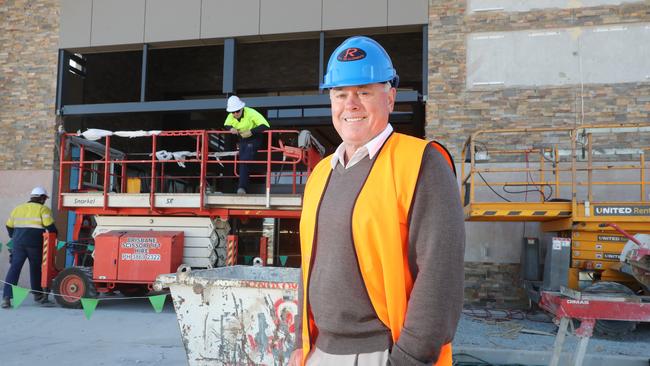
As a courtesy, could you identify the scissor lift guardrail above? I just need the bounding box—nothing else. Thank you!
[58,129,320,219]
[462,123,650,227]
[462,123,650,285]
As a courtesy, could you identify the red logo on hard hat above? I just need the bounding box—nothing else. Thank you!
[337,48,366,61]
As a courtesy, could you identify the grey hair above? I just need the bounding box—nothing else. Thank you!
[328,82,393,94]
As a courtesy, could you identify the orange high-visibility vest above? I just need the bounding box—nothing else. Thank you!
[299,132,454,366]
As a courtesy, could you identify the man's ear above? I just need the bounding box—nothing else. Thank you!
[387,87,396,112]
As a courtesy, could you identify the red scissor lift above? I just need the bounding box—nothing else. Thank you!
[42,129,323,308]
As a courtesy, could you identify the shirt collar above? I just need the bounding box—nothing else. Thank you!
[331,124,393,169]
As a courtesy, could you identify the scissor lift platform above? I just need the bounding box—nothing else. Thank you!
[464,202,573,222]
[462,124,650,287]
[62,192,302,211]
[57,129,319,219]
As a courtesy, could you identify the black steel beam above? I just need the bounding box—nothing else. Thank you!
[319,32,325,93]
[422,25,428,100]
[55,50,66,115]
[61,99,225,115]
[140,44,148,102]
[59,91,420,116]
[269,112,415,127]
[223,38,236,94]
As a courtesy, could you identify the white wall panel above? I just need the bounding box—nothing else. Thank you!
[260,0,321,34]
[467,23,650,88]
[59,0,92,48]
[145,0,201,42]
[61,0,429,46]
[201,0,260,38]
[580,25,650,84]
[322,0,387,30]
[468,0,642,13]
[91,0,145,46]
[388,0,428,26]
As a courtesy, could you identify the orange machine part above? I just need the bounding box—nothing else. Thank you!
[93,231,123,281]
[94,231,184,283]
[41,232,59,289]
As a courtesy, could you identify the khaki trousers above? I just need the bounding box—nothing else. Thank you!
[305,346,390,366]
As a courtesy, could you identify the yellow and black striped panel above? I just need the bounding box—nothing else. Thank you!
[42,244,48,265]
[472,210,572,217]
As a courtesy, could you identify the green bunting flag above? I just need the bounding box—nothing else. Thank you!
[6,240,12,250]
[80,298,99,319]
[148,294,167,313]
[56,241,66,250]
[0,242,3,253]
[87,245,95,251]
[244,255,253,265]
[11,286,29,309]
[279,256,288,266]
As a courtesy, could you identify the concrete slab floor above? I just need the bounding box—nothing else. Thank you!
[0,295,186,366]
[0,295,648,365]
[454,311,650,365]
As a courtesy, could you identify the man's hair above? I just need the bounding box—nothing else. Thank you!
[329,82,393,94]
[29,195,46,203]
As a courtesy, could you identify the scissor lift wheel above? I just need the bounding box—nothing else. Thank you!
[52,267,97,309]
[582,281,638,336]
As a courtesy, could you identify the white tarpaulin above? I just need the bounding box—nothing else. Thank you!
[79,129,162,141]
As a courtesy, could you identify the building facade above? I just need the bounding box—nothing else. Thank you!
[1,0,648,305]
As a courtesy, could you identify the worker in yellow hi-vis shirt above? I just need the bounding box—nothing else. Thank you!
[2,187,57,309]
[224,95,270,194]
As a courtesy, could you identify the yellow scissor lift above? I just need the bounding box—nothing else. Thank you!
[461,124,650,292]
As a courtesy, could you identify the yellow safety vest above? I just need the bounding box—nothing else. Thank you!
[224,107,270,132]
[299,133,454,366]
[6,202,55,229]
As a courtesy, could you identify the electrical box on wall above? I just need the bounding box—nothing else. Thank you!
[521,237,541,281]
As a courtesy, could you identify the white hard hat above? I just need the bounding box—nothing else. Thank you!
[226,96,245,112]
[31,186,49,197]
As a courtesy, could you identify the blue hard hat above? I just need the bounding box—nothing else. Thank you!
[320,36,399,89]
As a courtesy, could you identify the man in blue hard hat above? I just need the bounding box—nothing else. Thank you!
[2,187,58,308]
[291,36,465,365]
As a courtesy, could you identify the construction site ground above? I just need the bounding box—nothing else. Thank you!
[0,294,648,366]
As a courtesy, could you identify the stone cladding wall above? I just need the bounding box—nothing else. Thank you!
[429,1,649,306]
[0,0,59,170]
[426,1,650,157]
[464,262,529,308]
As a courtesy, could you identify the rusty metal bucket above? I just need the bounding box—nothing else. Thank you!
[155,265,300,366]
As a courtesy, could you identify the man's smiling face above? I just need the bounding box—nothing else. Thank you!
[329,83,396,151]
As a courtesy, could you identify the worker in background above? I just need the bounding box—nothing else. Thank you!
[224,95,270,194]
[2,187,57,308]
[290,36,465,365]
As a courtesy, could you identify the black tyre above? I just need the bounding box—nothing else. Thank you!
[52,267,98,309]
[119,285,149,297]
[582,281,638,336]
